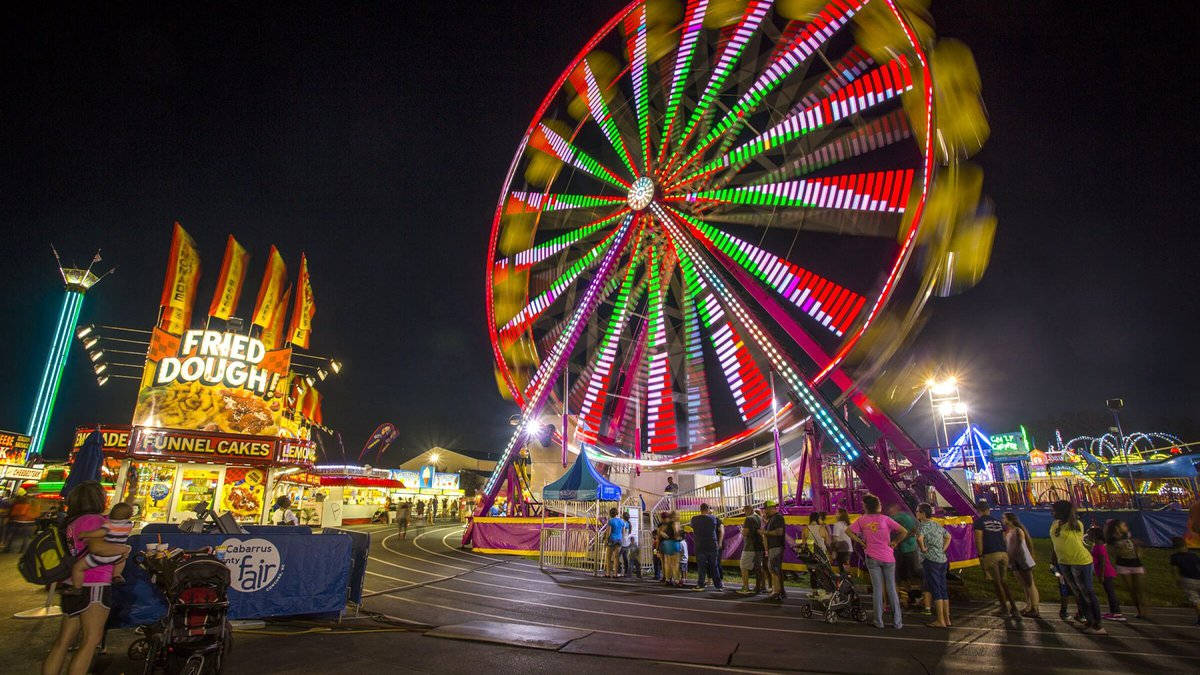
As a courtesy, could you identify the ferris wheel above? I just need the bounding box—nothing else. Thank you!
[481,0,990,513]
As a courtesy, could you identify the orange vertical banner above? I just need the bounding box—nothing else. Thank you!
[158,222,202,335]
[261,285,291,350]
[251,245,287,329]
[208,235,249,320]
[287,253,316,348]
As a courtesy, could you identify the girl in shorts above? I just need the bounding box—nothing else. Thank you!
[42,481,122,675]
[830,509,853,575]
[1003,512,1039,618]
[1105,519,1149,619]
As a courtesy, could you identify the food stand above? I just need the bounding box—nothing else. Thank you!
[0,430,40,492]
[68,225,330,527]
[73,424,316,525]
[309,465,404,525]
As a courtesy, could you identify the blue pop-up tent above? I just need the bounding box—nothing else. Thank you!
[542,450,621,501]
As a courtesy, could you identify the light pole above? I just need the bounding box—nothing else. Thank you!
[1106,398,1135,505]
[27,249,111,459]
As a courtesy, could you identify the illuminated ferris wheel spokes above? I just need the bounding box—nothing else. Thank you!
[488,0,936,465]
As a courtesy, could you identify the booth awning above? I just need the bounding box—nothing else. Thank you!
[319,476,405,489]
[542,450,621,501]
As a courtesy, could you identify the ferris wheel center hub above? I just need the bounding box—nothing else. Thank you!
[627,177,655,211]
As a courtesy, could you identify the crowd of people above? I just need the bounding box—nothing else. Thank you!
[381,496,469,538]
[587,495,1200,633]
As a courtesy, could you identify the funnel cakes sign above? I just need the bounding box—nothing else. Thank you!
[134,328,291,436]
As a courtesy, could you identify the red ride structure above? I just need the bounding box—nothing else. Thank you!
[473,0,988,540]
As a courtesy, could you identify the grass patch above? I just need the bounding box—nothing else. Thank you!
[955,538,1190,608]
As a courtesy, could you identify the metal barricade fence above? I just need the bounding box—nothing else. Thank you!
[539,523,605,574]
[976,476,1198,510]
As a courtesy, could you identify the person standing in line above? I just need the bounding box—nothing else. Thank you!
[620,511,636,577]
[1168,536,1200,625]
[1105,518,1149,619]
[804,512,831,598]
[830,508,854,576]
[1049,500,1105,634]
[690,503,725,591]
[1086,525,1124,621]
[396,500,412,541]
[738,504,766,594]
[887,503,922,610]
[848,494,907,629]
[658,512,684,587]
[679,530,690,585]
[915,503,952,628]
[41,482,119,675]
[430,498,439,522]
[601,507,627,578]
[652,511,665,581]
[762,501,787,601]
[1003,512,1040,618]
[1185,501,1200,552]
[973,500,1020,619]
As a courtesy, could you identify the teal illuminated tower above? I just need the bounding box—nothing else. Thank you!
[26,249,108,459]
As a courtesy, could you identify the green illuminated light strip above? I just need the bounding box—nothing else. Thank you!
[657,0,709,164]
[665,0,772,173]
[483,216,635,497]
[502,209,628,270]
[510,191,624,212]
[656,203,861,461]
[576,253,643,442]
[26,293,70,447]
[670,1,865,180]
[536,122,630,190]
[682,56,915,182]
[499,231,619,341]
[624,6,651,171]
[28,291,84,458]
[581,60,637,177]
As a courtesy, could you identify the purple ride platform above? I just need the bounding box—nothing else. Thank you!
[468,512,980,571]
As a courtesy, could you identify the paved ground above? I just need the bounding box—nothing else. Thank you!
[4,523,1199,673]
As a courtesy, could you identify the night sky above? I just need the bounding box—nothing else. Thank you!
[1,1,1196,465]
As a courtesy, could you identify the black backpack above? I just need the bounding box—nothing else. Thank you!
[18,515,77,585]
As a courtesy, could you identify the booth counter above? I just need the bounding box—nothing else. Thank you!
[73,425,316,526]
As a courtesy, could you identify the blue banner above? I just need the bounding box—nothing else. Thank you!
[110,532,352,627]
[321,527,370,605]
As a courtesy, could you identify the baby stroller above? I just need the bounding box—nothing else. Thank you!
[128,548,232,674]
[795,542,868,624]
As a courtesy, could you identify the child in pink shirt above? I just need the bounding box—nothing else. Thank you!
[1087,525,1124,621]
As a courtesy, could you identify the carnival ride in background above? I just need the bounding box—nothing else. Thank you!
[930,423,1197,509]
[472,0,998,535]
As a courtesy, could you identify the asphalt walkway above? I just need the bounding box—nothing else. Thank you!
[4,522,1198,673]
[359,525,1200,673]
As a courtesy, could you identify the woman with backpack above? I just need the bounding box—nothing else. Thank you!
[42,481,121,675]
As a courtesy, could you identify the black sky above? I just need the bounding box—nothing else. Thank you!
[1,1,1196,464]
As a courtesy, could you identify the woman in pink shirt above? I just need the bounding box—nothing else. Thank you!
[42,481,120,675]
[848,494,908,629]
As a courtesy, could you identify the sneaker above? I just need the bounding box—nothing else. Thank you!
[1059,611,1069,621]
[1109,613,1126,622]
[692,586,708,592]
[714,585,725,591]
[919,607,932,616]
[737,588,754,595]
